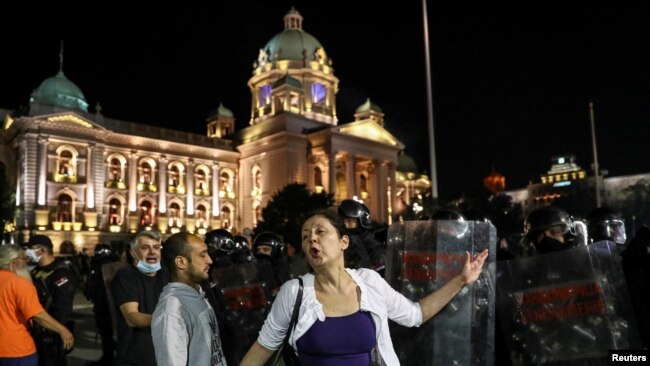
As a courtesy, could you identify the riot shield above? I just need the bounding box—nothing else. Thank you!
[101,261,124,341]
[496,240,641,365]
[386,220,496,366]
[211,260,275,365]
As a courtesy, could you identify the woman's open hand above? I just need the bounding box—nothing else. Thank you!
[459,249,488,285]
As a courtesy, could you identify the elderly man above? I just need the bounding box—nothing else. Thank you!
[111,230,168,366]
[27,235,77,366]
[152,233,227,366]
[0,245,73,366]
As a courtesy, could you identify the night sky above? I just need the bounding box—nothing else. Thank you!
[3,2,650,202]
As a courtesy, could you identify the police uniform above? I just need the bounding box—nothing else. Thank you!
[31,258,77,366]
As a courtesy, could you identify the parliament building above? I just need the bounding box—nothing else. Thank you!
[0,8,430,250]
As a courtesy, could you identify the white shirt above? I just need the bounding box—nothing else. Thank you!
[257,268,423,366]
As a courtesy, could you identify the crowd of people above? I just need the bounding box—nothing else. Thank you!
[0,198,647,366]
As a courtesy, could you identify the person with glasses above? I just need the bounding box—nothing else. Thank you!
[111,230,168,366]
[0,244,73,366]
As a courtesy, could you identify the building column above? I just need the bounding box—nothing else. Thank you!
[388,162,397,225]
[85,144,95,209]
[158,156,167,214]
[83,144,98,231]
[346,153,355,199]
[328,154,337,197]
[37,136,48,207]
[377,161,388,223]
[210,164,222,230]
[128,152,138,212]
[34,136,49,230]
[186,160,195,216]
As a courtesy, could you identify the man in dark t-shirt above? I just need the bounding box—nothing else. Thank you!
[111,230,168,366]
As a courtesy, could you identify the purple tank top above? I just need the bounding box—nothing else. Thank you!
[296,311,377,366]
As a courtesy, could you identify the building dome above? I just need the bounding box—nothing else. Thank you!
[355,98,383,114]
[397,151,418,174]
[258,8,326,64]
[30,71,89,112]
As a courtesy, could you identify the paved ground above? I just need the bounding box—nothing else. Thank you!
[67,290,103,366]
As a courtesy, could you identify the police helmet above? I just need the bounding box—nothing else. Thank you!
[338,199,371,229]
[523,206,576,242]
[430,208,465,221]
[233,235,251,253]
[204,229,235,255]
[586,207,626,245]
[430,209,468,238]
[94,243,113,257]
[252,232,285,260]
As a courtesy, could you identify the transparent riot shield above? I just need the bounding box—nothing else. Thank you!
[211,260,275,365]
[496,240,641,365]
[101,261,124,342]
[386,220,496,366]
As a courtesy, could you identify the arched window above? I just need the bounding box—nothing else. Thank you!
[221,206,231,229]
[220,171,231,191]
[169,166,180,187]
[140,162,153,184]
[108,198,122,225]
[109,158,122,181]
[195,168,208,193]
[169,202,181,227]
[59,151,73,176]
[196,204,208,228]
[314,166,323,187]
[311,82,327,105]
[259,84,272,107]
[140,201,153,226]
[57,194,73,222]
[255,170,262,190]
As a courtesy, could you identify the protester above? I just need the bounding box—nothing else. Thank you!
[152,233,227,366]
[240,210,488,365]
[111,230,168,366]
[0,244,73,366]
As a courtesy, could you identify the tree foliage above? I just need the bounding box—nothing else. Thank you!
[0,163,16,233]
[255,183,334,254]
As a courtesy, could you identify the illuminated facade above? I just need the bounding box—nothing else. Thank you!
[0,8,429,250]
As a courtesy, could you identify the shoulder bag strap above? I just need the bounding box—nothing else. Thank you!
[282,277,304,345]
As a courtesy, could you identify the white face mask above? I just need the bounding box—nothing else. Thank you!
[25,249,41,264]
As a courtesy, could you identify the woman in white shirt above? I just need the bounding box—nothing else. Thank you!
[240,210,488,366]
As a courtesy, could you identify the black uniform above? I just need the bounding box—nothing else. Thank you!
[31,258,78,366]
[85,253,119,365]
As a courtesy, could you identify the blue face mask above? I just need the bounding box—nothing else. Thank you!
[136,259,161,274]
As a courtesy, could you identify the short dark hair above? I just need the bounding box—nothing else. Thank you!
[161,232,193,278]
[304,209,346,238]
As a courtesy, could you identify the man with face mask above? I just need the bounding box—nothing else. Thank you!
[0,245,74,365]
[27,235,77,366]
[111,230,168,366]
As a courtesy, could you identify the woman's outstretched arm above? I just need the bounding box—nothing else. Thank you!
[418,249,488,322]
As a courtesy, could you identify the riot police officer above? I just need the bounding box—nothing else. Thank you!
[338,199,385,274]
[521,206,581,255]
[232,235,255,264]
[84,244,119,366]
[205,229,236,267]
[252,231,291,287]
[586,206,627,246]
[26,235,77,366]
